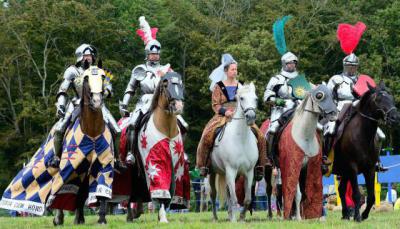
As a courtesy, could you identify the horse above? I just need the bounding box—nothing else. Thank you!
[333,81,399,222]
[208,83,259,222]
[275,85,337,220]
[51,63,114,225]
[127,72,186,223]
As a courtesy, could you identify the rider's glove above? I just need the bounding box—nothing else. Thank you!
[275,98,286,107]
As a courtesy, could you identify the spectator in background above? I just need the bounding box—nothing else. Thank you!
[385,183,398,205]
[190,168,202,212]
[255,178,267,211]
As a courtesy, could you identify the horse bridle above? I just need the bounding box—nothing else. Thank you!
[358,92,396,124]
[304,95,322,115]
[232,99,256,120]
[158,79,182,113]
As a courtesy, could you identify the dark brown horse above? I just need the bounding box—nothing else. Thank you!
[53,63,110,225]
[333,81,399,222]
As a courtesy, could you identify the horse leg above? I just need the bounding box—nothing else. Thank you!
[132,201,143,219]
[349,174,362,222]
[97,197,108,224]
[53,209,64,226]
[240,169,254,221]
[226,168,238,222]
[276,184,283,218]
[126,201,133,222]
[361,169,375,221]
[210,172,218,221]
[338,176,349,220]
[158,200,169,223]
[294,183,302,221]
[74,188,86,225]
[265,167,273,219]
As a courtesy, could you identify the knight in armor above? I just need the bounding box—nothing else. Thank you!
[323,22,387,172]
[53,44,121,163]
[196,54,270,180]
[263,16,322,167]
[119,16,188,161]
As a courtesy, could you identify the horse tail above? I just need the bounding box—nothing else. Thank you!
[216,174,227,209]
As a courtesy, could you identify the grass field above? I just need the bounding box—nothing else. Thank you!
[0,211,399,229]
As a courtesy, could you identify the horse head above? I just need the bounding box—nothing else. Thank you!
[361,80,400,125]
[154,72,184,115]
[306,84,337,121]
[236,82,258,125]
[82,64,105,111]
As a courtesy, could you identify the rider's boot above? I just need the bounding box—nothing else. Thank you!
[266,133,277,168]
[196,129,215,177]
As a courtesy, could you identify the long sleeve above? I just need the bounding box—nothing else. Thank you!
[211,85,225,115]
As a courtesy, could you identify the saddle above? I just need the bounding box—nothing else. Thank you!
[333,103,357,146]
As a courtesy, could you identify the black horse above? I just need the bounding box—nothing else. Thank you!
[333,81,399,222]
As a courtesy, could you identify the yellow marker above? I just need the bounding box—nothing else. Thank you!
[334,175,341,206]
[374,172,381,207]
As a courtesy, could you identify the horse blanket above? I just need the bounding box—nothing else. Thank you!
[47,118,114,211]
[0,118,114,215]
[279,122,323,219]
[0,127,59,215]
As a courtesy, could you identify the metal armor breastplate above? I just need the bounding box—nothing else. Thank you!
[276,75,294,99]
[72,68,85,98]
[139,71,161,94]
[138,63,170,94]
[336,76,354,101]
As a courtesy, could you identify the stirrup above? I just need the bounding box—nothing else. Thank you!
[322,156,332,165]
[375,164,388,173]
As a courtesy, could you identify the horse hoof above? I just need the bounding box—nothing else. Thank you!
[341,216,350,220]
[97,219,107,225]
[361,213,369,221]
[53,219,63,226]
[74,219,85,225]
[354,215,361,222]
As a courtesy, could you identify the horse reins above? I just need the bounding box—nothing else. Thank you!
[358,93,396,124]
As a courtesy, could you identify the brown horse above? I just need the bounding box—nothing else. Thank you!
[52,63,112,225]
[124,72,187,223]
[333,81,399,222]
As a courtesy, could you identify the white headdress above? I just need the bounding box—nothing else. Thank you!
[208,53,237,91]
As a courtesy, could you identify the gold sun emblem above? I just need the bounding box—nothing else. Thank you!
[295,87,305,98]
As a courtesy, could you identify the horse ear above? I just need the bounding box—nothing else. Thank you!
[367,81,376,93]
[250,82,255,92]
[378,80,385,90]
[83,60,90,70]
[97,59,103,69]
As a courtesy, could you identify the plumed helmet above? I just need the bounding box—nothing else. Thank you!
[281,51,298,67]
[75,44,97,63]
[343,53,359,66]
[136,16,161,56]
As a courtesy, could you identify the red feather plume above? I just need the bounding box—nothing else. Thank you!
[337,22,366,55]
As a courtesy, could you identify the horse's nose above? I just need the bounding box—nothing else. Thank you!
[245,110,256,125]
[389,110,400,124]
[91,93,102,109]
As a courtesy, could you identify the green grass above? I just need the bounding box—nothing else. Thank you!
[0,211,399,229]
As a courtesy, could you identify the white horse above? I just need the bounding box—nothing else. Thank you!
[209,83,259,222]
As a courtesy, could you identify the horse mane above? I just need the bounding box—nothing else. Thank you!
[295,92,311,116]
[81,76,90,109]
[236,84,253,96]
[150,80,163,112]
